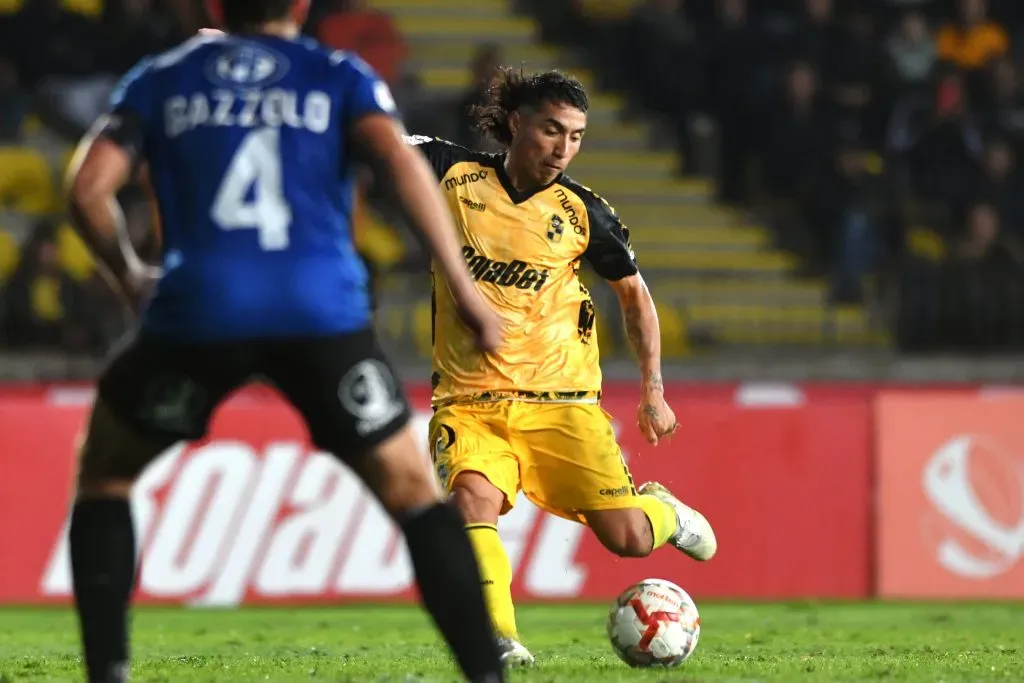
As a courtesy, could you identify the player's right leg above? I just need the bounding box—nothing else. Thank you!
[73,334,252,683]
[261,332,504,683]
[429,404,535,667]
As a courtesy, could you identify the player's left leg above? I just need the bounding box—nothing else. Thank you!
[73,334,253,683]
[513,402,717,561]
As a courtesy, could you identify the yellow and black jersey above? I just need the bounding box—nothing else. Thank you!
[405,135,638,406]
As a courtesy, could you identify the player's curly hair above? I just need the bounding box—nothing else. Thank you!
[469,68,589,146]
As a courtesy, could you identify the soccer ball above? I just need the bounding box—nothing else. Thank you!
[606,578,700,667]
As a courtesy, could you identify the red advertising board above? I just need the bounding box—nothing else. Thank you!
[876,392,1024,599]
[0,383,872,604]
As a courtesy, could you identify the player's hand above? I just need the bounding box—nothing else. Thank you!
[120,264,161,314]
[452,285,503,353]
[637,385,678,446]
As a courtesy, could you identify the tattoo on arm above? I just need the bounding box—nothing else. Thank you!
[645,371,664,392]
[624,303,642,355]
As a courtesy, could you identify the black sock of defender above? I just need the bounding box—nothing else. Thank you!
[70,499,136,683]
[402,502,505,683]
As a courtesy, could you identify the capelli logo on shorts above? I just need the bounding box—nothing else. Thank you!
[600,486,631,497]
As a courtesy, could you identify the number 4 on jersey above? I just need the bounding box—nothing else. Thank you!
[211,127,293,251]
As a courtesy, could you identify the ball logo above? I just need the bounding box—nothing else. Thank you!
[922,434,1024,579]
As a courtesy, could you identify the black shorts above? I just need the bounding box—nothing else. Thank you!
[97,327,412,457]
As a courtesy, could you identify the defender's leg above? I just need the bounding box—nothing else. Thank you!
[73,335,246,683]
[264,334,505,683]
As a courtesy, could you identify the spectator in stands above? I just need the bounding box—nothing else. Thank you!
[700,0,761,201]
[762,60,830,208]
[572,0,638,90]
[11,0,118,136]
[954,201,1021,266]
[937,0,1008,101]
[969,138,1024,232]
[455,43,502,151]
[0,221,90,351]
[627,0,697,118]
[793,0,842,67]
[314,0,407,85]
[887,10,938,93]
[829,8,887,144]
[0,9,27,141]
[982,57,1024,151]
[903,72,983,211]
[824,139,890,303]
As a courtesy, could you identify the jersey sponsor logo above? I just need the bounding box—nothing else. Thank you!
[553,188,586,236]
[164,89,331,138]
[338,360,405,437]
[459,196,486,212]
[39,422,589,603]
[599,485,631,497]
[445,170,488,191]
[462,245,551,291]
[205,43,290,88]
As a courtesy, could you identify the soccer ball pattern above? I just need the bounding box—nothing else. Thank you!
[606,578,701,667]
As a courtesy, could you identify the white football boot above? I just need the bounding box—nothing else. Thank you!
[496,636,536,668]
[638,481,718,561]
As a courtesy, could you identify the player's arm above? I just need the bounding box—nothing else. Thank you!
[352,114,501,351]
[579,188,677,445]
[607,273,676,444]
[65,113,156,311]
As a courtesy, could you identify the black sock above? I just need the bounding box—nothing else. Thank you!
[402,502,505,683]
[70,499,136,683]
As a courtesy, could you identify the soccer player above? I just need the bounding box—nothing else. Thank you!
[409,69,718,665]
[63,1,506,682]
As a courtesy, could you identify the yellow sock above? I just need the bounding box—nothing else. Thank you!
[465,523,518,639]
[637,494,678,550]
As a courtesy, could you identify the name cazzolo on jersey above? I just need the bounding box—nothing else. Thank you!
[164,42,336,138]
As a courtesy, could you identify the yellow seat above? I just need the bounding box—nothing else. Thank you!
[0,230,19,281]
[656,302,690,358]
[0,147,58,214]
[0,0,23,13]
[56,221,95,281]
[63,0,102,16]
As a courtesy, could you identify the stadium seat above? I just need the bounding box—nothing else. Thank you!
[63,0,103,17]
[0,229,19,281]
[0,0,21,13]
[0,147,58,215]
[412,300,433,358]
[56,221,95,281]
[655,303,690,358]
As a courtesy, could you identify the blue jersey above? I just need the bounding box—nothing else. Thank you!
[108,33,397,341]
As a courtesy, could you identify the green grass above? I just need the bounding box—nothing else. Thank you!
[1,603,1023,681]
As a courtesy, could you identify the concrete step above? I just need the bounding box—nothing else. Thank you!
[396,16,536,42]
[612,203,741,224]
[650,277,828,306]
[372,0,510,11]
[630,225,769,248]
[568,175,711,198]
[634,249,797,274]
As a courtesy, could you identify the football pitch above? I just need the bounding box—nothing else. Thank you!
[1,603,1021,682]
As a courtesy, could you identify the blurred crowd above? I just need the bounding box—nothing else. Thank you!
[532,0,1024,324]
[2,0,1023,355]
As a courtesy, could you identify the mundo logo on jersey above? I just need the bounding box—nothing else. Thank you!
[205,43,290,89]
